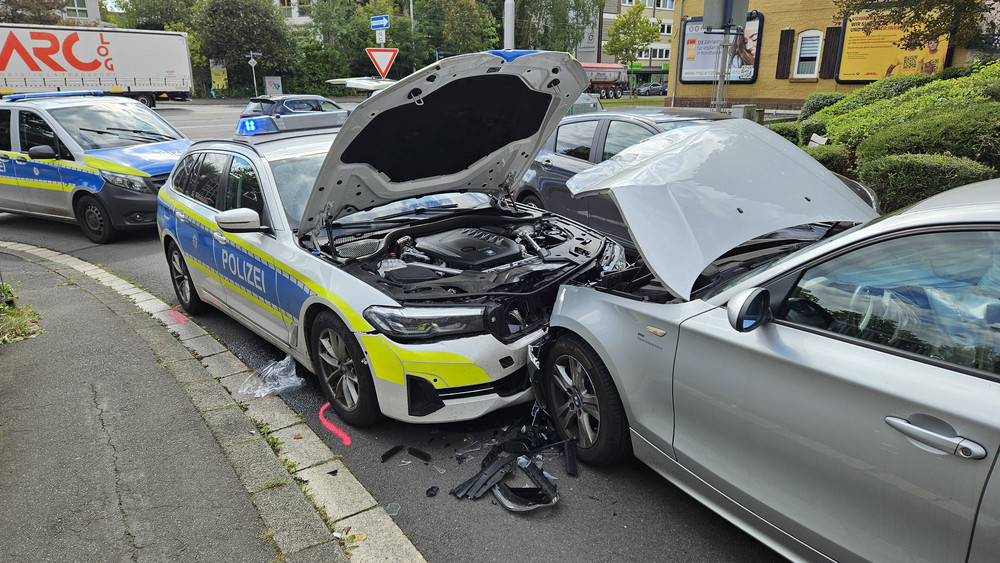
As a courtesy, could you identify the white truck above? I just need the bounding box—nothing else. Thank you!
[0,23,193,107]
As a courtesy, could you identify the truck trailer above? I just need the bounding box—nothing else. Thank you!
[0,24,193,107]
[579,62,627,99]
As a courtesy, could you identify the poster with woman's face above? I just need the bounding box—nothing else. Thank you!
[680,14,762,84]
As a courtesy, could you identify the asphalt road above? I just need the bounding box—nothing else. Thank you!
[0,102,782,562]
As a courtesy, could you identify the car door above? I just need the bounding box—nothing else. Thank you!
[214,154,286,343]
[535,119,601,225]
[172,152,228,306]
[588,119,658,243]
[0,109,25,211]
[12,109,75,217]
[671,229,1000,562]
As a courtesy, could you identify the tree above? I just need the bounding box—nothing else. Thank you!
[833,0,1000,48]
[116,0,199,30]
[198,0,297,92]
[417,0,499,54]
[479,0,603,52]
[332,0,432,78]
[0,0,66,24]
[603,3,660,96]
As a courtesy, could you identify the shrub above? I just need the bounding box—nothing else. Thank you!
[813,74,934,120]
[824,60,1000,147]
[797,117,828,146]
[768,122,800,144]
[932,65,974,81]
[797,92,847,121]
[802,145,851,175]
[857,154,997,212]
[855,103,1000,170]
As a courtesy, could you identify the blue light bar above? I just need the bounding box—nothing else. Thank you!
[235,116,280,136]
[1,90,106,101]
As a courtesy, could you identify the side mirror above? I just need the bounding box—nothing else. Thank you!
[215,208,269,233]
[28,145,57,160]
[727,287,772,333]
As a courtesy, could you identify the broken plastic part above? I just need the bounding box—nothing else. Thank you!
[426,486,439,497]
[385,503,400,516]
[399,460,412,466]
[433,465,447,474]
[455,454,474,464]
[407,447,432,462]
[237,354,304,398]
[328,469,339,477]
[492,483,559,512]
[565,440,578,477]
[380,444,404,463]
[543,471,558,480]
[455,441,482,455]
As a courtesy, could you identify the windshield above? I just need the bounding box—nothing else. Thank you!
[335,192,490,226]
[49,102,180,149]
[268,150,327,230]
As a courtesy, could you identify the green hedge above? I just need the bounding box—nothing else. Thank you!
[813,74,934,120]
[768,122,800,144]
[802,145,851,175]
[857,154,997,212]
[856,103,1000,170]
[797,117,828,146]
[797,92,846,122]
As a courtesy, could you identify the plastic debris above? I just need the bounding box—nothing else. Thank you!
[237,355,305,398]
[426,486,439,497]
[400,460,412,466]
[328,469,339,477]
[407,447,432,462]
[433,465,447,474]
[380,444,404,463]
[456,454,474,464]
[455,441,482,455]
[385,503,400,516]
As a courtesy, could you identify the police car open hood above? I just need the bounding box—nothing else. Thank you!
[566,119,879,301]
[299,51,587,234]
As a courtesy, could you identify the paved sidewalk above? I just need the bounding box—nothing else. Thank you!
[0,242,424,562]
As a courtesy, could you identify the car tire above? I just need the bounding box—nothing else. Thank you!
[167,241,206,314]
[311,311,383,427]
[520,194,544,210]
[75,195,117,244]
[543,334,630,465]
[615,87,623,99]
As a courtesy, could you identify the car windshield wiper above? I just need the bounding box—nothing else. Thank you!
[328,203,460,229]
[77,127,158,144]
[106,127,176,140]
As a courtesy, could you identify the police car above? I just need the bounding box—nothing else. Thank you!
[158,51,626,426]
[0,91,190,243]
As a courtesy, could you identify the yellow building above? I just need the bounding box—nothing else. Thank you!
[667,0,975,109]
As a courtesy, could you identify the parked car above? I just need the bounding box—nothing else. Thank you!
[158,51,625,427]
[513,109,879,248]
[239,95,344,118]
[636,82,664,95]
[566,92,603,116]
[0,91,190,243]
[531,119,1000,562]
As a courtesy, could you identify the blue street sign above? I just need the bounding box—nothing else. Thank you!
[370,15,390,30]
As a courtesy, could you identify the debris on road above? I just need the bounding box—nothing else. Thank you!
[236,354,304,397]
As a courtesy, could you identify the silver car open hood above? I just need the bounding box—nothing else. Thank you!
[567,119,879,301]
[299,51,587,236]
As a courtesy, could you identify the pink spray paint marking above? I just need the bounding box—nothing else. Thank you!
[168,305,187,323]
[319,402,352,446]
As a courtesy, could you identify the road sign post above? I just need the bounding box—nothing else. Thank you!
[245,51,262,96]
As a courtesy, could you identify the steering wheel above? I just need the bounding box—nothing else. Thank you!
[849,285,878,333]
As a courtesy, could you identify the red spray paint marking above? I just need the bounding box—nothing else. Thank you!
[319,402,352,446]
[168,305,187,323]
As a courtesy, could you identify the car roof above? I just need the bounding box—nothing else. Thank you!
[250,94,332,102]
[558,107,731,126]
[0,94,141,109]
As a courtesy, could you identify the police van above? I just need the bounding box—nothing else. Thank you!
[0,91,191,243]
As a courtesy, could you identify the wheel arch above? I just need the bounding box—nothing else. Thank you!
[300,301,361,371]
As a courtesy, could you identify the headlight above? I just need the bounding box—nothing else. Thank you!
[101,171,152,193]
[364,305,486,339]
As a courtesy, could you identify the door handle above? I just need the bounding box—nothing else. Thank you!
[213,231,227,245]
[13,156,28,165]
[885,416,987,459]
[174,210,187,223]
[0,154,9,162]
[540,159,553,170]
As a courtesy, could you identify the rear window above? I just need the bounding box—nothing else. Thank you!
[243,100,276,115]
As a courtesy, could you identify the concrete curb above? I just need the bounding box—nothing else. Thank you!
[0,241,425,563]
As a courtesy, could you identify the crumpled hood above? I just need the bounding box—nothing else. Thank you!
[299,50,587,235]
[567,119,879,300]
[83,139,193,176]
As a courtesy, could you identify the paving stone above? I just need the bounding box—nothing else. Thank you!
[272,425,336,470]
[202,351,249,378]
[244,394,303,431]
[285,540,349,563]
[222,437,291,493]
[297,461,377,522]
[202,405,259,448]
[183,378,235,412]
[336,507,425,563]
[252,483,332,555]
[164,357,213,385]
[184,334,227,357]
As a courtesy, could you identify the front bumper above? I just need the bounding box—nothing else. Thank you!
[359,329,545,423]
[97,174,169,230]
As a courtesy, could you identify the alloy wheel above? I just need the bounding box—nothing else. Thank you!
[550,353,601,448]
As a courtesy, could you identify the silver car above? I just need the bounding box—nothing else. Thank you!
[532,119,1000,561]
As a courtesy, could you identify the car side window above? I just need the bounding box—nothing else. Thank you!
[555,121,598,161]
[224,156,267,223]
[0,110,11,151]
[779,231,1000,375]
[603,121,653,161]
[18,111,72,160]
[185,152,229,208]
[172,154,199,193]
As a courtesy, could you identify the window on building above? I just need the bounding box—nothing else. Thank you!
[644,0,655,7]
[622,0,635,6]
[794,30,823,78]
[297,0,310,17]
[656,0,675,8]
[65,0,88,19]
[279,0,293,18]
[659,22,673,35]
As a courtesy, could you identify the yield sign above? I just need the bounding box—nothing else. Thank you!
[366,48,399,79]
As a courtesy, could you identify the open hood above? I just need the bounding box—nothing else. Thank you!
[299,50,587,235]
[567,119,879,301]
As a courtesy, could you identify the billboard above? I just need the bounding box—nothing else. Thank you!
[680,13,762,84]
[837,14,949,82]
